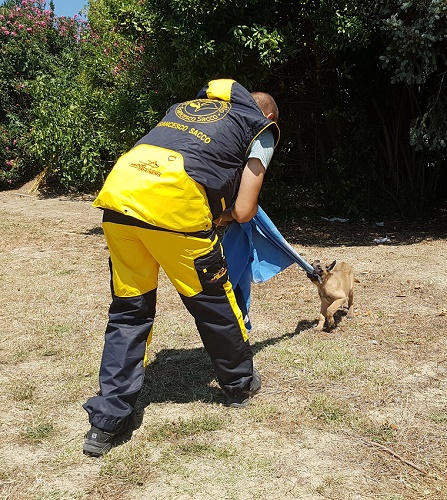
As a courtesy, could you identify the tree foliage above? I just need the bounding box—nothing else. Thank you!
[0,0,87,188]
[378,0,447,153]
[0,0,445,215]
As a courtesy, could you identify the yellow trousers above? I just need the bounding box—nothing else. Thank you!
[83,213,254,431]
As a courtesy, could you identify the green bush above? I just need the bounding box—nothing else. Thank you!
[0,0,87,189]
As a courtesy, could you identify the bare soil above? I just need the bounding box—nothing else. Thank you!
[0,183,446,500]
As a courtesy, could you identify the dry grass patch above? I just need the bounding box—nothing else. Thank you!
[1,190,446,499]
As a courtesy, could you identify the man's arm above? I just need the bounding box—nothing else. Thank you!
[214,128,275,226]
[216,157,265,225]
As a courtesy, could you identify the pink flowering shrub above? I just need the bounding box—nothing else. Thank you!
[0,0,169,191]
[28,0,162,191]
[0,0,88,189]
[0,0,161,191]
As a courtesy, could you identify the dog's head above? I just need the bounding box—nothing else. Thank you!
[307,260,336,282]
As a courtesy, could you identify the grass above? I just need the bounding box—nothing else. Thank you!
[9,377,36,402]
[1,195,447,500]
[429,412,447,424]
[307,394,348,424]
[313,475,344,496]
[146,414,226,442]
[22,421,55,443]
[99,441,156,483]
[293,337,366,380]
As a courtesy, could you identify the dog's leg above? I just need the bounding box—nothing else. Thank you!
[316,303,327,331]
[347,289,354,318]
[326,298,346,329]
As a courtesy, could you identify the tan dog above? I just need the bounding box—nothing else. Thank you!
[307,260,356,331]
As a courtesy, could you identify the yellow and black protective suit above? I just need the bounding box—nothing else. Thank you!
[83,79,280,432]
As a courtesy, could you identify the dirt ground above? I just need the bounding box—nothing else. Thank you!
[0,184,446,500]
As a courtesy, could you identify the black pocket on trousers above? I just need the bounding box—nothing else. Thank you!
[194,244,228,294]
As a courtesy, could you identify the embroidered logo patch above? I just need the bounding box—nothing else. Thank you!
[175,99,231,123]
[210,266,227,282]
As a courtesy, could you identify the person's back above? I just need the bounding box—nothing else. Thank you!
[93,79,279,232]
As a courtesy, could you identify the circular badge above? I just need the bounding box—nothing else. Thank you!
[175,99,231,123]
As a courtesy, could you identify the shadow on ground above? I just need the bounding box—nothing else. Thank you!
[111,317,333,450]
[276,207,447,247]
[135,317,313,414]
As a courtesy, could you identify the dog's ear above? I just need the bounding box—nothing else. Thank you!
[326,260,336,272]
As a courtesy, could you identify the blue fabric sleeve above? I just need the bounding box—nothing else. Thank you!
[223,206,314,330]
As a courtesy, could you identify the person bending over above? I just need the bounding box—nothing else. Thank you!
[83,78,280,456]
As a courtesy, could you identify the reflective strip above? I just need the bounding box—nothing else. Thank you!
[223,279,248,342]
[143,325,153,368]
[220,197,226,212]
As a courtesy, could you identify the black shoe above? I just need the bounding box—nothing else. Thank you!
[82,426,115,457]
[226,366,262,408]
[83,414,135,457]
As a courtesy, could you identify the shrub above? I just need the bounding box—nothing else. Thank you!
[0,0,87,189]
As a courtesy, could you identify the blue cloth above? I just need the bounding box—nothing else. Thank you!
[222,206,314,330]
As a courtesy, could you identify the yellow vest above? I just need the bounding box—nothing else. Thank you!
[93,144,213,232]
